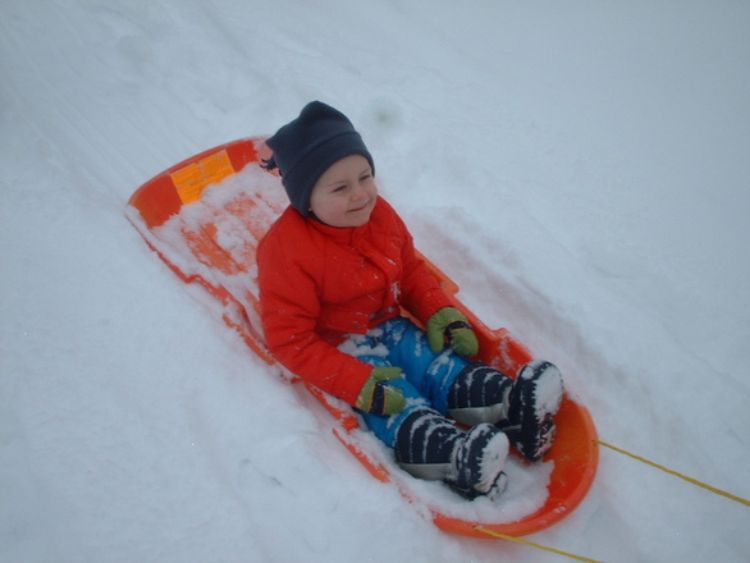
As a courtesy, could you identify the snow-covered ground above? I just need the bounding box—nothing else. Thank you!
[2,1,749,562]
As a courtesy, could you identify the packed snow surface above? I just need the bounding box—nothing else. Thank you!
[2,1,749,562]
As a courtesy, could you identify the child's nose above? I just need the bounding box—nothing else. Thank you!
[351,183,367,201]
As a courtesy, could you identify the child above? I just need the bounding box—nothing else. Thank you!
[257,101,563,499]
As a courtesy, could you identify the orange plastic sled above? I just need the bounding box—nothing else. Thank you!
[127,138,598,538]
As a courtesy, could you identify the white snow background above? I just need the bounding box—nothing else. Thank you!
[2,1,749,562]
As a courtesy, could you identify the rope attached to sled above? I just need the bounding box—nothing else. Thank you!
[598,439,750,508]
[478,440,748,561]
[474,527,603,562]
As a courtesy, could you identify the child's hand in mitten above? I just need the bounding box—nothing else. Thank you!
[355,367,406,415]
[427,307,479,357]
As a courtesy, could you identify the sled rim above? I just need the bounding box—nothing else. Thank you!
[127,137,599,538]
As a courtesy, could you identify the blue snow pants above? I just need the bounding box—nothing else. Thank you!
[349,317,469,447]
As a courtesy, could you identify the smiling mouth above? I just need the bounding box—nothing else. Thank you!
[349,201,372,213]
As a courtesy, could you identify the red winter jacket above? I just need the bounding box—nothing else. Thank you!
[257,197,452,406]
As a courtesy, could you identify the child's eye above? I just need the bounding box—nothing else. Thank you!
[359,173,372,182]
[332,184,348,193]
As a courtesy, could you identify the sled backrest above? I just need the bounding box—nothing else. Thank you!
[129,138,266,229]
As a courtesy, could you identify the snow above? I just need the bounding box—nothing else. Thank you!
[339,331,391,359]
[2,1,749,562]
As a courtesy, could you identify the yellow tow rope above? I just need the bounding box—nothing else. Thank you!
[598,439,750,508]
[474,526,604,562]
[473,438,749,562]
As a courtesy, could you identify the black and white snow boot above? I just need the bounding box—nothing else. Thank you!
[394,408,509,500]
[448,422,510,499]
[447,363,514,426]
[499,360,564,462]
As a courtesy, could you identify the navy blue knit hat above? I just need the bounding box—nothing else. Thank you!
[264,101,374,216]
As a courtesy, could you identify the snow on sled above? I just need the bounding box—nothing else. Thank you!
[126,137,599,538]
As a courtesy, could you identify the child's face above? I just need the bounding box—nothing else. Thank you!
[309,155,377,227]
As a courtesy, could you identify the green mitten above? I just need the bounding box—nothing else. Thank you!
[427,307,479,357]
[355,367,406,415]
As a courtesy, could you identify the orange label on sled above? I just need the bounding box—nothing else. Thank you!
[171,150,235,204]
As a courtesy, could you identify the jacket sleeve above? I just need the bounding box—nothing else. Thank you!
[393,211,453,324]
[257,230,373,406]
